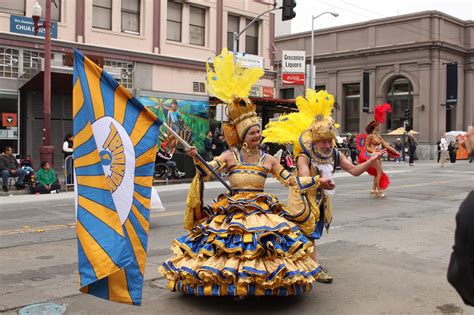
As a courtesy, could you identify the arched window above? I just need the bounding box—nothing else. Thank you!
[385,77,413,130]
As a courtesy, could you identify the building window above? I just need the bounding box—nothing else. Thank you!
[315,85,326,92]
[245,19,258,55]
[0,0,25,15]
[39,0,61,22]
[0,48,19,78]
[22,50,44,80]
[280,88,294,99]
[93,0,112,30]
[227,15,240,51]
[121,0,140,34]
[105,59,134,90]
[167,1,182,42]
[386,77,413,131]
[189,6,205,46]
[343,83,360,132]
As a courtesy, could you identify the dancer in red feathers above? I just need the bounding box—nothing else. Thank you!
[356,104,400,198]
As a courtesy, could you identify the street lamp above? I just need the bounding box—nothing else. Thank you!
[32,1,54,166]
[309,11,338,89]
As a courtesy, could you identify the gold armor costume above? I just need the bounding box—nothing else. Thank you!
[263,89,339,240]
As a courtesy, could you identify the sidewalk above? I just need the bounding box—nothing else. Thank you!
[1,159,469,200]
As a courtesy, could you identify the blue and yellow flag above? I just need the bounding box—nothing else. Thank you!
[73,49,161,305]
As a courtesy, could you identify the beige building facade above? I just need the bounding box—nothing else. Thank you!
[275,11,474,159]
[0,0,277,167]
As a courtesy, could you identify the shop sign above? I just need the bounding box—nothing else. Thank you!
[2,113,17,127]
[262,86,274,98]
[249,85,262,97]
[281,50,305,85]
[282,73,305,85]
[282,50,305,73]
[10,15,58,39]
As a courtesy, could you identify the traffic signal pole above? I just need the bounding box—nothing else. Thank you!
[233,5,282,56]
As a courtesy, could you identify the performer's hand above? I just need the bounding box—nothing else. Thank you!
[186,146,198,158]
[371,149,387,160]
[319,178,336,190]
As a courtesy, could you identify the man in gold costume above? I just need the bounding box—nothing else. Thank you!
[263,89,386,283]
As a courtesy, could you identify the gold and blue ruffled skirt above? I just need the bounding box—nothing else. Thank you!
[159,192,321,296]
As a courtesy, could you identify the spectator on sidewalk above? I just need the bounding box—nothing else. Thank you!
[436,140,441,163]
[36,161,61,194]
[0,146,27,192]
[448,140,458,163]
[63,133,74,184]
[394,138,403,163]
[407,135,417,166]
[212,133,227,157]
[203,131,214,161]
[439,136,449,167]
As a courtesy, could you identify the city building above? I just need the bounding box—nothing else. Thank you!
[275,11,474,159]
[0,0,278,168]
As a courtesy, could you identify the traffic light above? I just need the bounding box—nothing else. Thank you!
[282,0,296,21]
[404,108,410,121]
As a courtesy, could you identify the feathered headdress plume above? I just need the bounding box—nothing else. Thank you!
[206,48,264,104]
[206,49,264,147]
[262,89,337,155]
[374,103,392,124]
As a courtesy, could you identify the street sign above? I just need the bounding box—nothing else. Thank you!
[10,15,58,39]
[282,73,305,85]
[235,52,264,69]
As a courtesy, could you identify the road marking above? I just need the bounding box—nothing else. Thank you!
[1,177,470,236]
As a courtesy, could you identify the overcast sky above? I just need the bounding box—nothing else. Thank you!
[290,0,474,34]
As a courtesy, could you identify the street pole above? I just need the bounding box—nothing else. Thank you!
[309,12,338,90]
[233,6,282,62]
[39,1,54,166]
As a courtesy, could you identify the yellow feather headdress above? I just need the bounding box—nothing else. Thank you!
[206,49,264,147]
[262,89,338,155]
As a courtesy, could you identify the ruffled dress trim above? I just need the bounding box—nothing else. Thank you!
[160,191,320,296]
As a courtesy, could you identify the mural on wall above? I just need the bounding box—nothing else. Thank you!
[139,97,209,153]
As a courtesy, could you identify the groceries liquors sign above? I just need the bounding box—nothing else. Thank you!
[281,50,305,85]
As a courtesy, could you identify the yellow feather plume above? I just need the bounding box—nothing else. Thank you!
[262,89,336,151]
[206,48,264,103]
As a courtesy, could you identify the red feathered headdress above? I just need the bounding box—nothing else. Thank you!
[374,103,392,124]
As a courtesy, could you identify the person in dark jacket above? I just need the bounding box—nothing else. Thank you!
[203,131,214,161]
[448,140,458,163]
[0,146,27,192]
[407,135,417,166]
[448,127,474,306]
[212,133,227,157]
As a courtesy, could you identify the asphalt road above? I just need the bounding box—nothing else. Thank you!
[0,161,473,314]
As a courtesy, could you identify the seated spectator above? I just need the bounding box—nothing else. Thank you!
[21,155,34,175]
[36,161,61,194]
[0,146,27,192]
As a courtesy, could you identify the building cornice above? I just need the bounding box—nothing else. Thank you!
[276,10,472,42]
[274,41,470,64]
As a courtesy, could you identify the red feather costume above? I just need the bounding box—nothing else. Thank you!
[357,104,400,195]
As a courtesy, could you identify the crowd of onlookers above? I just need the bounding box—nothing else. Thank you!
[0,146,61,194]
[0,133,73,194]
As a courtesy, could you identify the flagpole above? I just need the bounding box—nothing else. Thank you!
[161,123,233,194]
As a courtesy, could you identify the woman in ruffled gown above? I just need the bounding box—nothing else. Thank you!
[159,49,323,296]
